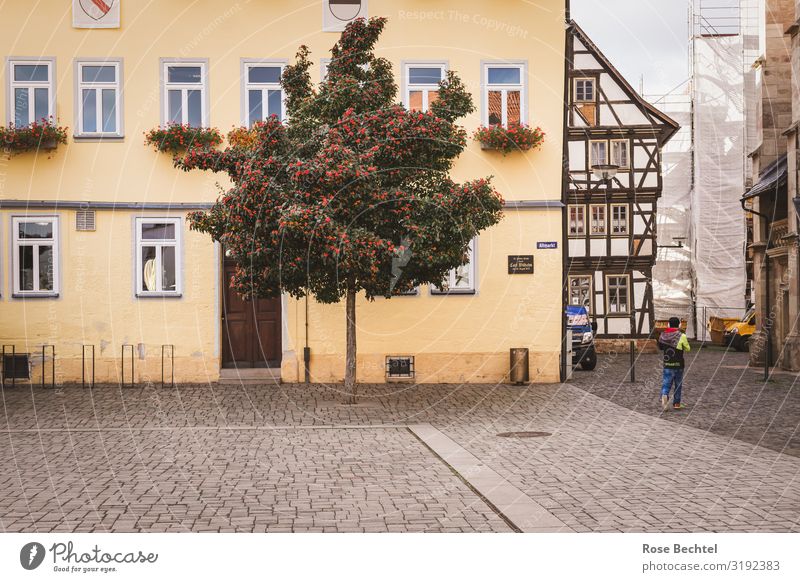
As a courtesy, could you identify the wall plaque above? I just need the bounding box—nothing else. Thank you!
[508,255,534,274]
[73,0,121,29]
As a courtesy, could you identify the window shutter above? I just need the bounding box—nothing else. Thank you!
[76,209,96,231]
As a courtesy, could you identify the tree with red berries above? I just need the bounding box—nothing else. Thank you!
[180,18,503,401]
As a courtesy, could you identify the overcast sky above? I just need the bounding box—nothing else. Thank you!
[571,0,690,97]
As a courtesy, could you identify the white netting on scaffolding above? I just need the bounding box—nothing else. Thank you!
[651,29,748,340]
[652,91,695,336]
[691,34,747,340]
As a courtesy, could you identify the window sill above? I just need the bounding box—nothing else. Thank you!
[430,289,476,296]
[12,293,59,299]
[73,134,125,142]
[385,375,416,383]
[136,293,183,299]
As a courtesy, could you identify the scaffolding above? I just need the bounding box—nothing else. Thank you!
[651,0,750,340]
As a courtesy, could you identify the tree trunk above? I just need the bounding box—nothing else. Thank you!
[344,288,357,403]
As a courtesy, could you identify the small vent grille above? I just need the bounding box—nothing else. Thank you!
[386,356,415,379]
[76,209,96,231]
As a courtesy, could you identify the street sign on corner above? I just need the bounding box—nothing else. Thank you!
[537,242,558,250]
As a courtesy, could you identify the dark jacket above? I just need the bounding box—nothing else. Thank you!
[658,328,691,369]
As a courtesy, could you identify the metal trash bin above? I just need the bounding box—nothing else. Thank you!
[509,348,529,385]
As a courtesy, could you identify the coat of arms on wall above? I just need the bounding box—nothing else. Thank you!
[73,0,120,29]
[323,0,367,32]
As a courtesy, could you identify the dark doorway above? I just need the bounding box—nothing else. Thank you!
[221,256,282,368]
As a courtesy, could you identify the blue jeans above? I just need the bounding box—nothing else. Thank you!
[661,368,684,404]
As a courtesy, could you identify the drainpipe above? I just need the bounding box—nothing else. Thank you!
[560,14,572,383]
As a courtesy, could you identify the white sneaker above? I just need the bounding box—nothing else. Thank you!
[661,395,669,411]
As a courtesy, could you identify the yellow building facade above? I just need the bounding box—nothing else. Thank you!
[0,0,567,385]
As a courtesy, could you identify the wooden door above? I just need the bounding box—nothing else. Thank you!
[221,258,282,368]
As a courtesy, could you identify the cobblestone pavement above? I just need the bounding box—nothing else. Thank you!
[569,346,800,458]
[1,351,798,533]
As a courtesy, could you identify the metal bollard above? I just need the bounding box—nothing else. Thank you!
[629,340,636,383]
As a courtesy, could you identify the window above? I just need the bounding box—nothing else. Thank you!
[607,275,630,314]
[8,59,54,126]
[243,61,285,126]
[76,60,122,136]
[611,139,629,168]
[568,205,585,237]
[590,140,608,167]
[162,60,207,127]
[404,63,445,112]
[484,63,525,127]
[135,218,182,296]
[433,238,476,294]
[386,356,414,379]
[569,276,592,312]
[12,216,59,296]
[611,204,629,235]
[590,204,606,236]
[574,78,595,102]
[320,58,331,81]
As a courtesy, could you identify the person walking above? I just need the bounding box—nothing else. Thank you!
[658,316,690,411]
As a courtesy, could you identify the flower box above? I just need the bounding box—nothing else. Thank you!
[473,124,545,155]
[144,124,223,154]
[0,119,68,155]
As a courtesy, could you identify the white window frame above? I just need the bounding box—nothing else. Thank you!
[611,138,629,169]
[574,77,595,103]
[611,203,629,236]
[590,140,609,167]
[568,275,593,313]
[160,59,209,127]
[12,215,60,297]
[568,204,586,237]
[135,217,183,297]
[6,57,56,126]
[241,59,287,126]
[432,238,477,295]
[606,274,631,315]
[589,204,607,236]
[482,61,527,127]
[74,59,123,137]
[402,61,447,112]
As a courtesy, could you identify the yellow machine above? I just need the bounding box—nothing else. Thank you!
[724,307,756,352]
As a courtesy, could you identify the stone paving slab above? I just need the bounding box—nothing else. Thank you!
[570,348,800,457]
[444,384,800,532]
[0,349,798,533]
[409,424,571,533]
[0,427,511,533]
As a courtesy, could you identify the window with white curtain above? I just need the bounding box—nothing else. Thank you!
[135,218,182,296]
[432,238,477,294]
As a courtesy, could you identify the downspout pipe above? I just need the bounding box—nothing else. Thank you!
[560,9,572,383]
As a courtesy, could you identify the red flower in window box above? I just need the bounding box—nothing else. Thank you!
[144,124,223,154]
[0,118,68,156]
[473,124,545,155]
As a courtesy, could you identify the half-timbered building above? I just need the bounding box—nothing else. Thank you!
[565,21,679,341]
